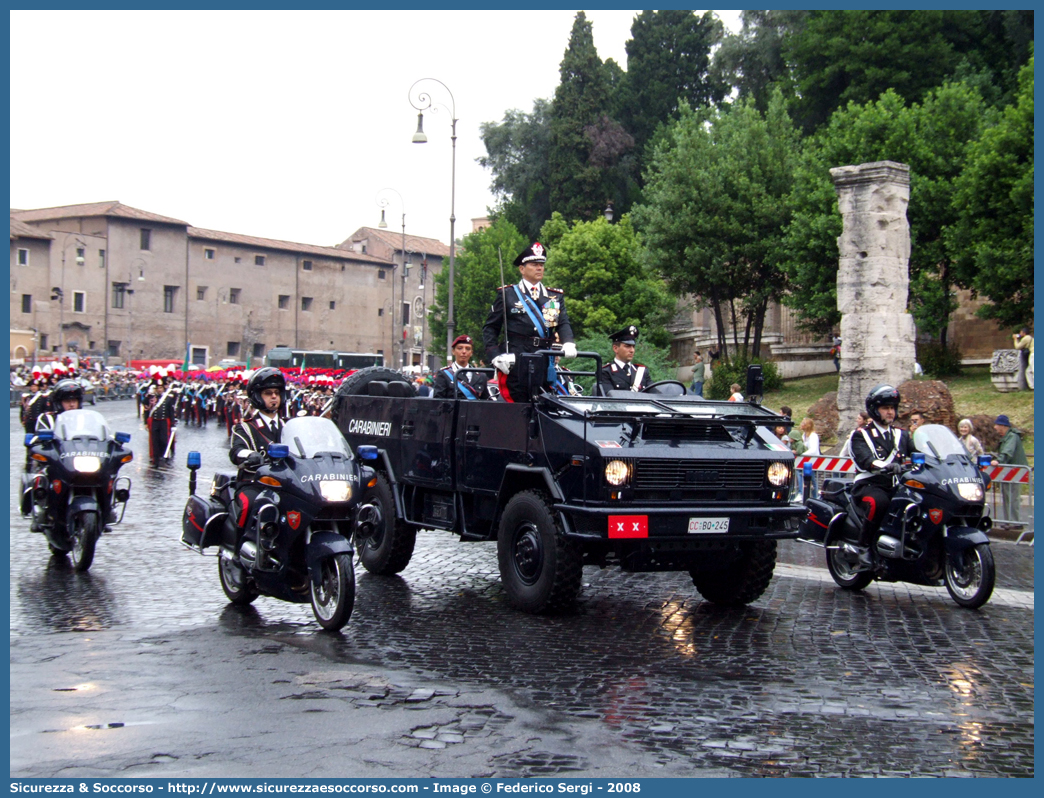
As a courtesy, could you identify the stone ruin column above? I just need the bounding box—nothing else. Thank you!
[831,161,917,434]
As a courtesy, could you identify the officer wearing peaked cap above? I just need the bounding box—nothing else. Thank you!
[482,241,575,402]
[597,325,651,395]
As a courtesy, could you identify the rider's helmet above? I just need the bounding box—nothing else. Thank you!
[247,367,286,411]
[865,384,900,424]
[50,379,84,413]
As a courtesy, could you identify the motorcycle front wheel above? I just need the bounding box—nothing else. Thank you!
[945,542,995,609]
[825,544,873,591]
[69,512,99,573]
[310,553,355,632]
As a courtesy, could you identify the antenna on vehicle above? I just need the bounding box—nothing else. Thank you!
[498,246,509,356]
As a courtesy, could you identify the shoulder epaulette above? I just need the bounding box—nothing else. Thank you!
[546,286,563,293]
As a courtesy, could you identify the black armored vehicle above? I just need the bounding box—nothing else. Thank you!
[334,354,806,613]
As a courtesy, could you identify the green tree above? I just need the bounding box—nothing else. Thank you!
[947,56,1034,329]
[781,83,988,342]
[478,99,552,242]
[632,91,801,360]
[428,218,526,359]
[537,212,672,347]
[712,10,806,113]
[548,11,630,224]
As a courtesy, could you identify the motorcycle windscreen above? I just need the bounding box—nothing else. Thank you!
[53,409,110,441]
[796,497,836,544]
[282,417,354,459]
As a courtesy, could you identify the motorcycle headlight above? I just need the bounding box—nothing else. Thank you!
[767,461,791,487]
[319,480,351,503]
[72,456,102,473]
[604,460,631,487]
[957,482,984,502]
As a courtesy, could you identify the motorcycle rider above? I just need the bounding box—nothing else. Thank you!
[35,378,83,433]
[849,384,915,564]
[229,368,286,541]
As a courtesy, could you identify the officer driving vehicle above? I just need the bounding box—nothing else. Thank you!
[597,326,652,395]
[35,378,84,432]
[229,367,286,540]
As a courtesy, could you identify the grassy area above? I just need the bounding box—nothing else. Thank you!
[763,366,1034,455]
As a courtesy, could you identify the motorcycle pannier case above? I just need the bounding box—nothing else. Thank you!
[181,495,228,550]
[797,497,836,544]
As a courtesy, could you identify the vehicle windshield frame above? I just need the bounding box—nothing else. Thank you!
[282,416,354,459]
[55,409,110,441]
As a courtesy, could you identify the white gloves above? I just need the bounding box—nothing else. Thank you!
[492,353,516,374]
[562,342,578,359]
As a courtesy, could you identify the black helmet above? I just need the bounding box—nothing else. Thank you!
[865,384,900,423]
[247,367,286,410]
[51,379,84,412]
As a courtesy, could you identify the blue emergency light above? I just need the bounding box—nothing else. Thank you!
[357,445,379,461]
[267,443,290,459]
[187,451,202,469]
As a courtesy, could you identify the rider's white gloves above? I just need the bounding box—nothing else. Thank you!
[561,342,578,359]
[492,354,516,374]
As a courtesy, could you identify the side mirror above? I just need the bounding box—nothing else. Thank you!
[357,445,379,461]
[745,364,764,405]
[187,451,202,469]
[115,431,131,445]
[267,443,290,459]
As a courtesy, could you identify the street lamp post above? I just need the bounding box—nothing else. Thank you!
[409,77,457,359]
[377,188,407,369]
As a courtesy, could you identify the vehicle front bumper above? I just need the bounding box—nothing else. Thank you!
[556,502,806,541]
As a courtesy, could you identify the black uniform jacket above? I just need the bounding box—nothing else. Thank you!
[482,281,573,362]
[597,360,652,395]
[433,365,490,400]
[850,422,914,488]
[230,412,284,473]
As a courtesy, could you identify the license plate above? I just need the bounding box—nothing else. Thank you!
[688,517,730,534]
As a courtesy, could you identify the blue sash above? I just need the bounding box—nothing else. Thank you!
[513,285,547,337]
[445,368,479,401]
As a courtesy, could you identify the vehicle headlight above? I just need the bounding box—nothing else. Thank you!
[604,460,631,487]
[958,482,984,502]
[767,461,791,487]
[319,480,351,502]
[72,456,101,473]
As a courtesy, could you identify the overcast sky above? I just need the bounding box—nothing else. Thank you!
[10,9,740,249]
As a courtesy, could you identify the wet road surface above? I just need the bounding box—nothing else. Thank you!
[10,402,1035,777]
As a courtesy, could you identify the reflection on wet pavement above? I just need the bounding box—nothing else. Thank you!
[10,403,1035,776]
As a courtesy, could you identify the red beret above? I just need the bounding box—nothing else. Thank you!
[451,334,473,348]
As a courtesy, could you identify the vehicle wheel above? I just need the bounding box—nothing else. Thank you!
[218,554,259,605]
[945,542,995,609]
[358,473,416,575]
[69,513,99,572]
[825,543,874,591]
[497,490,582,614]
[691,540,777,606]
[310,553,355,631]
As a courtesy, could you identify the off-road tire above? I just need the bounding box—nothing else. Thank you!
[357,473,416,575]
[497,490,583,614]
[690,539,777,606]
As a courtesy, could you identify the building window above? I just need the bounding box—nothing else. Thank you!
[140,228,151,250]
[278,295,290,310]
[163,285,178,313]
[329,300,336,310]
[252,343,265,359]
[229,288,241,304]
[378,308,384,317]
[99,249,106,268]
[197,286,207,301]
[255,255,265,266]
[39,334,48,350]
[76,247,86,263]
[302,260,313,271]
[301,297,313,311]
[112,282,128,309]
[73,291,86,313]
[21,294,31,313]
[227,341,240,357]
[378,269,385,279]
[17,248,28,266]
[402,302,411,325]
[204,248,215,260]
[108,341,121,357]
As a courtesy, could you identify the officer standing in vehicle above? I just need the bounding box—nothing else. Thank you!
[229,368,286,539]
[849,384,914,563]
[433,334,490,400]
[597,326,652,395]
[482,241,576,402]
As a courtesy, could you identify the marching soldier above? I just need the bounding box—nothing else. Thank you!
[597,326,652,395]
[433,334,490,400]
[482,241,576,402]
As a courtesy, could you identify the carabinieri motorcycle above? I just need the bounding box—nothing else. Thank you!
[21,409,134,571]
[798,424,996,609]
[181,415,382,631]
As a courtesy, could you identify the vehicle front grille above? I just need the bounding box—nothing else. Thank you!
[633,459,766,491]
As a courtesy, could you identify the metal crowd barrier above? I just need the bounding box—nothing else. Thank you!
[794,455,1034,545]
